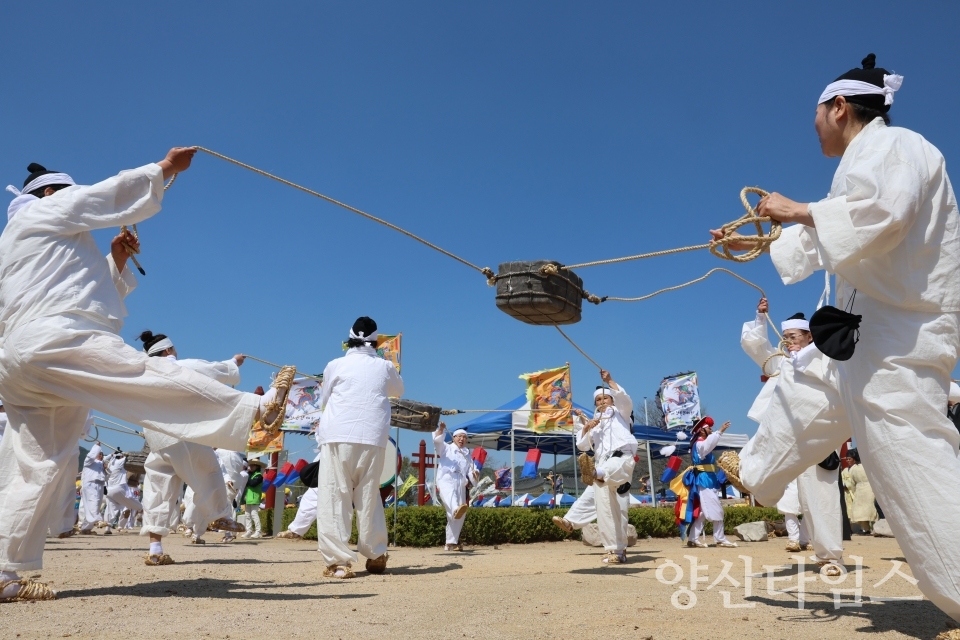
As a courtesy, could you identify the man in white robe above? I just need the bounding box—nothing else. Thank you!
[315,317,404,579]
[574,371,636,564]
[137,332,248,558]
[713,54,960,618]
[737,300,845,569]
[103,450,141,535]
[433,423,479,551]
[553,371,632,536]
[78,443,106,534]
[0,151,278,600]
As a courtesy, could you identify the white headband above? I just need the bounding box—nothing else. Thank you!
[781,319,810,332]
[6,172,76,198]
[453,428,467,437]
[593,388,612,399]
[818,74,903,107]
[348,328,377,343]
[147,337,174,355]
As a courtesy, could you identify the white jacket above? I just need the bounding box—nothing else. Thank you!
[0,164,164,339]
[770,118,960,313]
[317,346,404,448]
[575,385,637,459]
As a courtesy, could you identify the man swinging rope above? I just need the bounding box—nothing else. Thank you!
[737,298,845,573]
[0,150,290,602]
[713,54,960,619]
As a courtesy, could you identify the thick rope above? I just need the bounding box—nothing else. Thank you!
[549,188,779,272]
[189,147,496,281]
[554,326,603,370]
[241,354,323,381]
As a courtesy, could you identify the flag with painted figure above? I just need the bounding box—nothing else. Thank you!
[341,333,401,373]
[495,467,512,490]
[281,379,323,434]
[519,364,573,433]
[657,371,701,429]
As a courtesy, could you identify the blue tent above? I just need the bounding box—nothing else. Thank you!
[528,492,556,508]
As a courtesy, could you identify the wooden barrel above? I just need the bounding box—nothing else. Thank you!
[390,399,441,432]
[124,442,150,476]
[494,260,583,325]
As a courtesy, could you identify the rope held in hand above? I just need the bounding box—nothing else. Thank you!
[118,174,179,276]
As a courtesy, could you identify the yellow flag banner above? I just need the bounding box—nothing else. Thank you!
[397,474,418,499]
[377,334,402,373]
[246,424,285,455]
[519,364,573,433]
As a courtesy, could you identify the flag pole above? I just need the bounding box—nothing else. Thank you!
[644,398,657,507]
[510,424,515,505]
[393,423,400,547]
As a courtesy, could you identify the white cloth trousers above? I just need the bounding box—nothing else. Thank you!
[0,315,258,570]
[316,443,388,566]
[80,480,104,530]
[0,403,89,571]
[288,487,318,536]
[783,515,809,545]
[49,452,79,536]
[106,484,142,523]
[437,474,467,545]
[797,465,843,563]
[244,505,262,534]
[594,454,635,552]
[692,489,730,544]
[140,442,232,537]
[563,485,628,530]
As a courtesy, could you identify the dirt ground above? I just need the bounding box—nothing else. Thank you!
[1,531,955,640]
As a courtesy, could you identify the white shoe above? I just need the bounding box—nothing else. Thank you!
[251,532,263,539]
[716,541,739,548]
[241,531,252,539]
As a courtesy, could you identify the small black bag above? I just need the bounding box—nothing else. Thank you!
[818,451,841,471]
[810,291,861,361]
[299,461,320,488]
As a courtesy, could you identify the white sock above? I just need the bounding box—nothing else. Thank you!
[595,468,605,480]
[149,542,163,555]
[1,571,20,597]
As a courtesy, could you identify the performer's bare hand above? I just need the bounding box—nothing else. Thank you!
[719,421,731,433]
[757,192,814,227]
[438,421,446,433]
[234,354,246,366]
[110,229,138,273]
[708,228,757,252]
[757,297,769,314]
[599,369,612,384]
[157,147,197,180]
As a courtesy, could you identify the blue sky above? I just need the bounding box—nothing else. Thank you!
[3,2,959,466]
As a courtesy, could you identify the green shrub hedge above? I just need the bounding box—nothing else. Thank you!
[259,505,783,547]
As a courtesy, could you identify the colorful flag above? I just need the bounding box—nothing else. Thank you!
[275,461,295,487]
[281,380,323,433]
[341,333,402,374]
[376,334,402,373]
[521,449,542,479]
[397,474,418,499]
[657,371,701,430]
[246,424,284,454]
[262,468,278,492]
[471,447,487,473]
[519,364,572,433]
[660,455,684,483]
[495,467,512,490]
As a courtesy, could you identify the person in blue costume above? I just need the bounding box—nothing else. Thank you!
[687,417,738,548]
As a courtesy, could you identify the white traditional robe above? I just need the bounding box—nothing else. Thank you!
[79,444,106,530]
[0,165,258,571]
[767,117,960,618]
[433,430,478,545]
[575,386,636,553]
[739,314,845,563]
[560,485,629,530]
[315,346,404,566]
